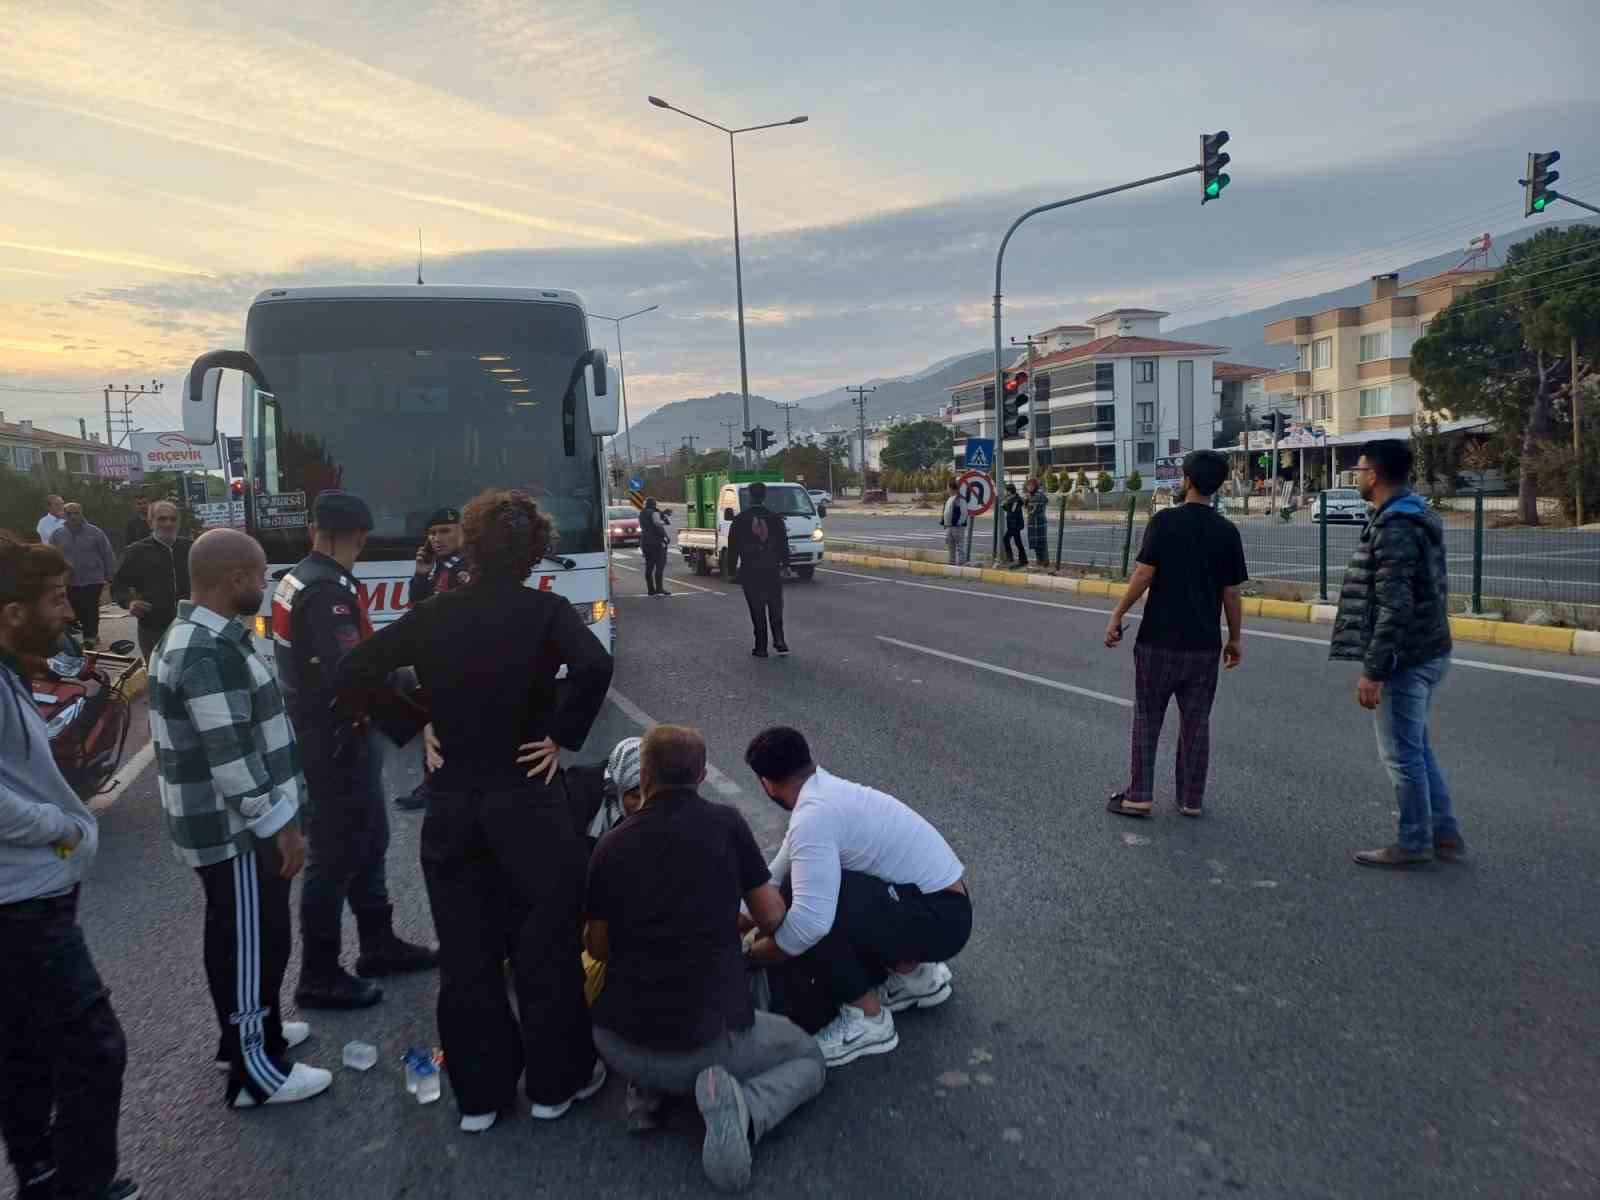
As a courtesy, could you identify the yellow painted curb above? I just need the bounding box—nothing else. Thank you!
[979,569,1009,584]
[1493,622,1576,654]
[1076,580,1114,597]
[1259,599,1311,622]
[1239,598,1263,617]
[908,561,938,576]
[1448,617,1498,646]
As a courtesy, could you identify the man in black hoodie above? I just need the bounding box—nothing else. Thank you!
[111,501,191,662]
[728,482,789,658]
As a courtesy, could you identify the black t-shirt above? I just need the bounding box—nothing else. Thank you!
[1135,504,1249,650]
[586,787,770,1050]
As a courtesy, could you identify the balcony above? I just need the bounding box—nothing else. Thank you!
[1265,316,1311,343]
[1264,370,1309,392]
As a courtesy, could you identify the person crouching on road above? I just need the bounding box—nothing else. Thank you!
[148,529,334,1110]
[0,534,138,1199]
[728,481,789,658]
[334,489,614,1135]
[1331,440,1461,868]
[941,479,967,565]
[743,726,971,1069]
[394,507,469,814]
[586,725,823,1192]
[273,491,437,1012]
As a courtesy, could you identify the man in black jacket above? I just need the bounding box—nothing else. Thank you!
[111,501,191,662]
[1329,440,1461,869]
[728,482,789,658]
[123,496,151,548]
[639,498,672,597]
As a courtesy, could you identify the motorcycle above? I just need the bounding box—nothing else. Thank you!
[30,631,143,799]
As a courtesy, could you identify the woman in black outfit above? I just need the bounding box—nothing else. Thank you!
[1001,483,1027,567]
[335,490,613,1134]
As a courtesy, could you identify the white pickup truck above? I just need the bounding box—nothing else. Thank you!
[677,480,825,581]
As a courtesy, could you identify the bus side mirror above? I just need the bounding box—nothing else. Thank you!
[185,350,271,445]
[587,362,620,436]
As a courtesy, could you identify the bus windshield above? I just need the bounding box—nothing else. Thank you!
[244,297,604,558]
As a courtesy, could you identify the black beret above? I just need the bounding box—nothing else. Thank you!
[311,490,373,533]
[425,507,461,528]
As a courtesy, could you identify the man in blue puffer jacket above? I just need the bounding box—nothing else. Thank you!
[1329,440,1460,869]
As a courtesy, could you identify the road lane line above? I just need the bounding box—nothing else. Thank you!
[90,739,156,812]
[824,566,1600,686]
[876,636,1133,708]
[614,558,725,595]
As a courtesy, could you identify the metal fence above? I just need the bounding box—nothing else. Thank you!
[1033,492,1599,618]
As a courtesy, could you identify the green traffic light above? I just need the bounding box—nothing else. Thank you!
[1533,195,1548,212]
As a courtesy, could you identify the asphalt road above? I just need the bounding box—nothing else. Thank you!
[67,563,1600,1199]
[820,511,1600,612]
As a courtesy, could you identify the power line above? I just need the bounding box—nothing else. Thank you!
[0,383,106,395]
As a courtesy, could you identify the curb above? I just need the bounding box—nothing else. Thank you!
[825,548,1599,659]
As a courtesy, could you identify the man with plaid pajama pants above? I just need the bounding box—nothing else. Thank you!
[148,530,332,1109]
[1102,451,1247,819]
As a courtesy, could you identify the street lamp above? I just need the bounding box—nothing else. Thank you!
[589,304,659,467]
[647,94,809,463]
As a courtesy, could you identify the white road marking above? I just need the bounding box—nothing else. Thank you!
[825,567,1600,687]
[612,559,725,596]
[605,688,746,801]
[876,636,1133,708]
[90,739,155,811]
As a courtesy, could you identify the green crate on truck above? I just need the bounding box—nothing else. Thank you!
[683,470,782,528]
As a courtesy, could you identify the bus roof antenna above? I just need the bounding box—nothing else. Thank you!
[417,228,425,286]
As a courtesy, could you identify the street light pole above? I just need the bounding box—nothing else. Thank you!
[590,305,659,467]
[648,96,809,459]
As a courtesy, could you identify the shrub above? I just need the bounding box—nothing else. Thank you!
[1095,471,1114,493]
[1125,469,1143,492]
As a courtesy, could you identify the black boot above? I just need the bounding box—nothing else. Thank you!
[354,905,439,978]
[295,942,384,1009]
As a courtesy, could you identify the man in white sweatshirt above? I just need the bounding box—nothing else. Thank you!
[0,533,137,1200]
[743,726,972,1068]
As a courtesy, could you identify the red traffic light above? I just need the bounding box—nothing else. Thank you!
[1004,370,1029,394]
[229,480,244,497]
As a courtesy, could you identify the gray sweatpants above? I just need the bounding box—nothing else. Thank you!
[945,526,966,565]
[593,1012,824,1142]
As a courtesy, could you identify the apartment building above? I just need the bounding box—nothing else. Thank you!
[1262,268,1497,436]
[0,415,126,479]
[946,308,1227,487]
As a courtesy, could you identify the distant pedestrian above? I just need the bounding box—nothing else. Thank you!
[123,497,151,549]
[49,504,116,649]
[0,533,137,1200]
[148,529,331,1109]
[1104,450,1246,819]
[35,495,66,546]
[395,507,469,814]
[941,480,967,565]
[1025,477,1048,567]
[1330,440,1460,868]
[1001,484,1026,567]
[639,498,672,597]
[110,501,191,663]
[728,482,789,658]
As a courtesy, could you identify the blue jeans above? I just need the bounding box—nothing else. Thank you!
[1374,654,1459,852]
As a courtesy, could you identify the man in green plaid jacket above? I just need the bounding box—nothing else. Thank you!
[147,529,332,1110]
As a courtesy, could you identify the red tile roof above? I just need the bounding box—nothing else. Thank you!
[0,421,110,453]
[949,335,1231,392]
[1211,361,1274,381]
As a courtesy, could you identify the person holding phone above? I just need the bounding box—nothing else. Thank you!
[1103,450,1246,820]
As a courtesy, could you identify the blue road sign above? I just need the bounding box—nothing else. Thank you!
[628,475,644,491]
[964,439,995,471]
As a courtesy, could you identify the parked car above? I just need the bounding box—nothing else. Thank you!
[607,504,641,547]
[1312,488,1370,524]
[862,488,888,504]
[807,488,832,515]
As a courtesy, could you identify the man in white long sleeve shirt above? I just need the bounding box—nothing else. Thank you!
[744,726,972,1068]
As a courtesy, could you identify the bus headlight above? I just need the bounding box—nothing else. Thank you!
[253,615,270,639]
[573,600,611,625]
[810,528,824,541]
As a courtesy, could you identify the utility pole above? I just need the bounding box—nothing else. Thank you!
[103,380,161,446]
[681,433,700,456]
[847,385,875,493]
[774,401,800,447]
[719,419,739,460]
[657,439,673,465]
[1010,333,1046,479]
[1576,334,1585,527]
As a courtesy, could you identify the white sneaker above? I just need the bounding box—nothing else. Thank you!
[459,1111,498,1134]
[215,1021,312,1072]
[878,962,953,1013]
[232,1062,333,1108]
[815,1004,898,1067]
[530,1060,607,1120]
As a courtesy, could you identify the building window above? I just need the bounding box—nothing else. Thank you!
[1312,338,1332,370]
[1135,361,1155,384]
[1136,402,1154,425]
[1295,343,1309,370]
[1359,385,1392,417]
[1314,392,1330,420]
[1095,404,1115,428]
[1359,331,1389,362]
[1167,438,1181,456]
[1136,441,1155,465]
[1096,362,1115,391]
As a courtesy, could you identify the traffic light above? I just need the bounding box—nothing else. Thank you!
[741,429,757,451]
[1201,131,1231,205]
[1521,150,1560,217]
[1002,371,1029,438]
[1258,410,1287,438]
[229,479,244,499]
[758,427,776,452]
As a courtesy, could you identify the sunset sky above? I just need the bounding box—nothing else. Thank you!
[2,0,1597,438]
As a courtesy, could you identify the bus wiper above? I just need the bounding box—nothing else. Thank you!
[544,554,577,570]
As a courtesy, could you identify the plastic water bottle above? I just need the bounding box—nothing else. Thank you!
[414,1054,441,1105]
[401,1048,422,1094]
[342,1041,377,1071]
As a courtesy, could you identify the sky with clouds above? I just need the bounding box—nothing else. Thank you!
[2,0,1598,437]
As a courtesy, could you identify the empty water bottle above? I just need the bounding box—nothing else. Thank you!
[401,1047,423,1094]
[342,1041,377,1071]
[414,1055,441,1104]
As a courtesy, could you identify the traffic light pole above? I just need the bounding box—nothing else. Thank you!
[991,162,1203,558]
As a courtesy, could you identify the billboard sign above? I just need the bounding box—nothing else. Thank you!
[131,431,225,473]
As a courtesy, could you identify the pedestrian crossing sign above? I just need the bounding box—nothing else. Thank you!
[964,439,995,471]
